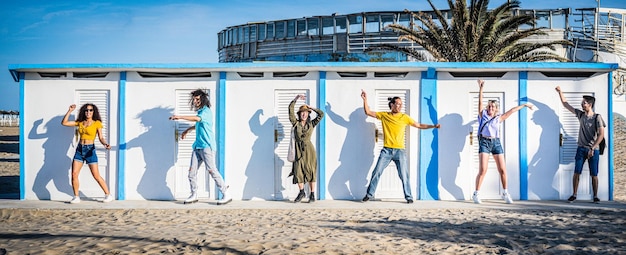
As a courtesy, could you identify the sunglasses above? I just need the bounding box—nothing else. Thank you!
[85,109,94,112]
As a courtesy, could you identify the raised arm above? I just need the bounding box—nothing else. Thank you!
[477,80,484,118]
[499,103,534,122]
[555,86,575,114]
[61,104,77,127]
[361,89,376,118]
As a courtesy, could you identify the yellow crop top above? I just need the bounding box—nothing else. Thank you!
[75,121,102,140]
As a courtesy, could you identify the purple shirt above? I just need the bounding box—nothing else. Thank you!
[478,109,501,138]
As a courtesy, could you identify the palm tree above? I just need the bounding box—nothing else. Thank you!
[372,0,572,62]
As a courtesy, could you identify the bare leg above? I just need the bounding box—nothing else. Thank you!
[591,176,598,197]
[475,153,490,191]
[309,182,316,193]
[572,173,580,196]
[88,163,110,195]
[71,160,84,196]
[297,183,304,190]
[493,154,508,189]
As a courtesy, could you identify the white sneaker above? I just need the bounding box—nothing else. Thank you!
[217,193,232,205]
[102,194,114,203]
[472,193,482,204]
[502,193,513,204]
[184,193,198,204]
[69,196,81,204]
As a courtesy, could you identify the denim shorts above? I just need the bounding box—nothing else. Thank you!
[478,136,504,155]
[574,147,599,176]
[73,144,98,164]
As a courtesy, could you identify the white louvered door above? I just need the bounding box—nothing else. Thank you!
[559,92,593,199]
[75,90,111,197]
[274,89,309,200]
[371,89,408,199]
[470,92,504,199]
[174,89,212,199]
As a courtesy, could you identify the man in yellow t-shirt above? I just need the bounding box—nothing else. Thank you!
[360,89,440,203]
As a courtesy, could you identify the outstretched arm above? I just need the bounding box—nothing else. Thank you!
[411,122,441,129]
[361,89,376,118]
[500,103,534,122]
[555,86,575,114]
[169,115,200,122]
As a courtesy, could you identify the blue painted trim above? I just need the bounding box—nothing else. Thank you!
[318,71,327,200]
[518,72,528,200]
[608,71,614,201]
[419,69,438,200]
[6,62,618,80]
[117,72,127,200]
[218,72,227,199]
[19,72,25,200]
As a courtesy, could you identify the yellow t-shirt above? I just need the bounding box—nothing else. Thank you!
[75,121,102,140]
[376,112,415,149]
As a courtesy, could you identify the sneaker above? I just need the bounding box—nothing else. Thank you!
[309,192,315,203]
[593,197,600,204]
[102,194,114,203]
[362,196,370,202]
[217,193,232,205]
[567,195,576,203]
[184,193,198,204]
[472,193,481,204]
[69,196,81,204]
[502,193,513,204]
[406,199,414,204]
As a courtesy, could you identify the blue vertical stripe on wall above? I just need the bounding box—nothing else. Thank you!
[518,71,528,200]
[318,71,327,200]
[419,68,438,200]
[117,72,127,200]
[19,72,25,200]
[218,72,227,199]
[608,71,614,201]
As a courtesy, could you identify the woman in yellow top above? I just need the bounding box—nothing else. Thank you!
[62,103,113,204]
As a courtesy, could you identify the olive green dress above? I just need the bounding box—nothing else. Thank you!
[288,100,324,184]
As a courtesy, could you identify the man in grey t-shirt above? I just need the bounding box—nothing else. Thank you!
[556,86,606,203]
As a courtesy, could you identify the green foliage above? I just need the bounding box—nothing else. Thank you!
[379,0,572,62]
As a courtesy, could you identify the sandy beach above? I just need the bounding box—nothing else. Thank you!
[1,122,625,254]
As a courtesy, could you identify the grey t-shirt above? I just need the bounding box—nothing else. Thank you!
[575,109,606,149]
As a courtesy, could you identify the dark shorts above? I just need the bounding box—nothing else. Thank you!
[478,136,504,155]
[73,144,98,164]
[574,147,599,176]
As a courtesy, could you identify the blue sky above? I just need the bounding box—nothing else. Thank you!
[1,0,625,111]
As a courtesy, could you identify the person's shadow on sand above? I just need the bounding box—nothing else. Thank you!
[243,110,284,200]
[30,116,74,199]
[326,103,374,200]
[126,107,175,200]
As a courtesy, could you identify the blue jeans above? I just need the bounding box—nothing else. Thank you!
[365,147,413,200]
[574,147,599,176]
[189,148,227,194]
[73,144,98,164]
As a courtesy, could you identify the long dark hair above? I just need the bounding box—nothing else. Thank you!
[77,103,102,122]
[190,89,211,110]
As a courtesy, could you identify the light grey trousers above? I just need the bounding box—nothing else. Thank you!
[189,148,228,195]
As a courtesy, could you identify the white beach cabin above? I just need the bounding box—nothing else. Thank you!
[8,62,619,202]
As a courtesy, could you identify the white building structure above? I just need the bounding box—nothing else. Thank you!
[8,62,618,202]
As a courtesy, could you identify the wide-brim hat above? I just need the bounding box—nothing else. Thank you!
[298,105,312,113]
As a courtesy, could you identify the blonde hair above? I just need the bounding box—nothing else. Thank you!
[485,100,500,111]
